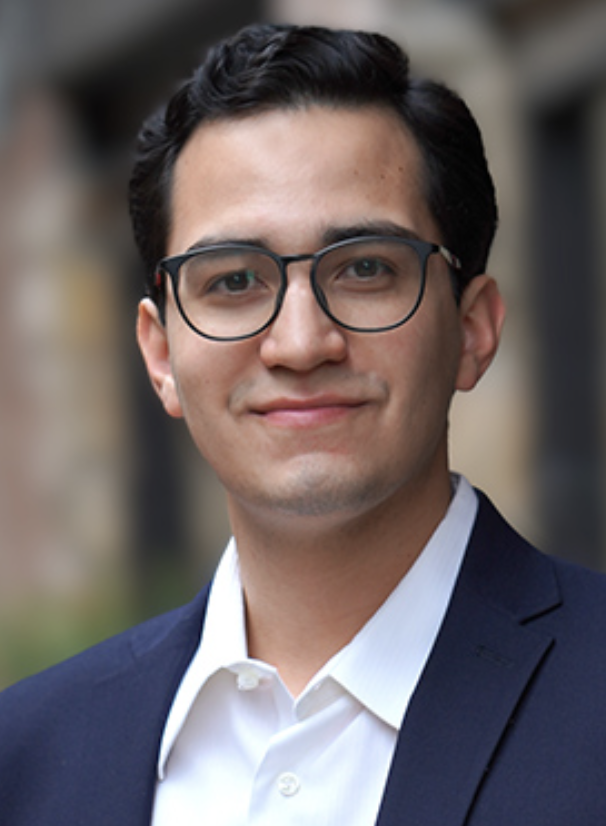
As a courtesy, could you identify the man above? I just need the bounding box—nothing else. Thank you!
[1,22,605,826]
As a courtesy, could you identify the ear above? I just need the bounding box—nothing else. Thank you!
[455,275,506,392]
[136,298,183,418]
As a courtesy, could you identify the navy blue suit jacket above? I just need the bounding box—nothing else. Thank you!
[2,492,606,824]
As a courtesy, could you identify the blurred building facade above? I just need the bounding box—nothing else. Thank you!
[1,0,605,686]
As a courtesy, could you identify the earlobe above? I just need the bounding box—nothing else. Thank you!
[455,275,506,392]
[136,298,183,418]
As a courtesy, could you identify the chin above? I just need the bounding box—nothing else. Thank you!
[246,466,388,519]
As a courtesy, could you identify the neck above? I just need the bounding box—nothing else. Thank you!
[227,471,453,696]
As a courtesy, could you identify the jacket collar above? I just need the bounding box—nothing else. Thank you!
[376,492,561,826]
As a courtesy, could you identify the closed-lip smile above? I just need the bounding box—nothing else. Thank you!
[250,395,367,427]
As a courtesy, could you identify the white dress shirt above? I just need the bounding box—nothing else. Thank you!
[152,476,478,825]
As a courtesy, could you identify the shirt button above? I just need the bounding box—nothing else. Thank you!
[236,668,261,691]
[277,772,301,797]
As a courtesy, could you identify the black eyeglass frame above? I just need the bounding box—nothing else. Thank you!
[156,235,462,342]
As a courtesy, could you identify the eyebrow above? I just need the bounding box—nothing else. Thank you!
[321,221,423,246]
[184,221,425,255]
[185,235,266,253]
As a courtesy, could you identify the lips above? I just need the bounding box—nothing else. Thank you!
[250,395,367,428]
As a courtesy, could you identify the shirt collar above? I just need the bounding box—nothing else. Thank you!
[326,475,477,728]
[157,540,247,778]
[157,475,477,778]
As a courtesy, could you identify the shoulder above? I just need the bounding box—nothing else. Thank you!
[0,586,209,741]
[467,489,606,652]
[0,588,210,824]
[473,489,606,590]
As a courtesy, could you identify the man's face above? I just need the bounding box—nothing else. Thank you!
[138,105,499,529]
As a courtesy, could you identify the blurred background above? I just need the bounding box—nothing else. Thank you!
[1,0,605,688]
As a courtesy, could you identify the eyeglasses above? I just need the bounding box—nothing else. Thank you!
[157,235,462,342]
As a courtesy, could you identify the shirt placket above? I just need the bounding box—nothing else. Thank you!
[247,680,361,825]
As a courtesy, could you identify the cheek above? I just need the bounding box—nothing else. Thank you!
[176,359,223,421]
[170,337,252,429]
[376,308,462,421]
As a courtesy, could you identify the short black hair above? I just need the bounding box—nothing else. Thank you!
[129,23,498,303]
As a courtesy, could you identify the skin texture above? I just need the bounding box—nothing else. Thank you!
[137,105,505,692]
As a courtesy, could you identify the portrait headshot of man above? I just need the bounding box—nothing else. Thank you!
[1,19,606,826]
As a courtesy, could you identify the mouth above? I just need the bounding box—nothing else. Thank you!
[250,396,368,428]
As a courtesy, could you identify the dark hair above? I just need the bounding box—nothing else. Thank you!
[129,23,498,303]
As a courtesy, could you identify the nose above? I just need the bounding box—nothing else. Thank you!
[258,267,348,371]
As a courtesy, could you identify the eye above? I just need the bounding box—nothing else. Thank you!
[322,248,408,297]
[208,269,263,294]
[336,256,396,286]
[349,257,390,279]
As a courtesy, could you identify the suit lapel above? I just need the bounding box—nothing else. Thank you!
[376,495,561,826]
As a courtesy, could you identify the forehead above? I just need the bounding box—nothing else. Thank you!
[168,105,436,255]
